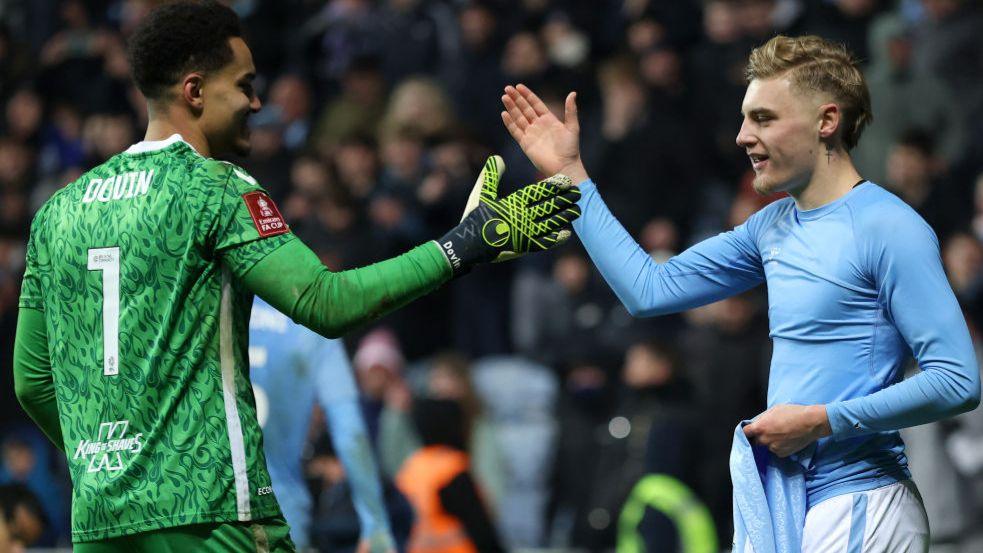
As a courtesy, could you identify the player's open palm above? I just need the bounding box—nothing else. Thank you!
[501,84,587,183]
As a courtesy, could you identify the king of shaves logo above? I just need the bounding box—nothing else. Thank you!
[74,420,143,473]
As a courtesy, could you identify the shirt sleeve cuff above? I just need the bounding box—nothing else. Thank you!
[825,401,869,439]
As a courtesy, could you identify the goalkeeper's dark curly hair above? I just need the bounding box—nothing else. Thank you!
[127,0,243,101]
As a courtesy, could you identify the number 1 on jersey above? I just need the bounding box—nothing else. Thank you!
[88,247,120,376]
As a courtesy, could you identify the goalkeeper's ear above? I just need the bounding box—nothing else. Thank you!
[461,155,505,222]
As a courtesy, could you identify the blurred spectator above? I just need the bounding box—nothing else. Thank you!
[311,57,387,156]
[307,433,414,553]
[267,73,314,152]
[688,0,751,181]
[376,0,457,85]
[396,398,505,553]
[512,250,628,368]
[574,339,702,550]
[0,25,35,98]
[302,0,378,89]
[3,87,43,146]
[899,358,973,551]
[415,133,478,233]
[38,101,85,176]
[911,0,983,118]
[0,483,46,551]
[0,431,67,546]
[885,128,969,237]
[378,126,427,199]
[80,112,134,169]
[737,0,781,42]
[352,328,415,468]
[36,0,131,113]
[333,134,380,202]
[501,31,551,91]
[430,354,507,510]
[380,77,456,141]
[547,357,614,548]
[471,356,558,548]
[444,1,506,138]
[679,293,769,545]
[971,172,983,244]
[592,55,702,237]
[377,353,508,514]
[790,0,887,63]
[236,107,292,199]
[0,139,34,193]
[853,11,964,185]
[943,232,983,326]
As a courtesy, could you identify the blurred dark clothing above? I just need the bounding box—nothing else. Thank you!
[575,378,701,549]
[679,303,769,547]
[788,0,889,65]
[311,478,414,553]
[911,4,983,119]
[376,1,456,86]
[547,373,614,548]
[592,101,704,238]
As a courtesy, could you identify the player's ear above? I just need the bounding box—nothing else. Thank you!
[817,102,840,142]
[182,73,205,113]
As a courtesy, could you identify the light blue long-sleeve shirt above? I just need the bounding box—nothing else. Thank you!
[574,179,980,505]
[249,298,394,550]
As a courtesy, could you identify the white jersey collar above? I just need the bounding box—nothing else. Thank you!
[124,133,203,156]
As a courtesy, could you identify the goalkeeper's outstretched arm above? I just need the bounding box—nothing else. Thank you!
[234,156,580,338]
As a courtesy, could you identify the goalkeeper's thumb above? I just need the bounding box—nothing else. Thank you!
[460,155,504,221]
[437,155,507,275]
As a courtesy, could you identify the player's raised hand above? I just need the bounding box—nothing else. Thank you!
[502,84,589,184]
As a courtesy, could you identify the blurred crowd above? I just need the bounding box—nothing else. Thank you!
[3,0,983,550]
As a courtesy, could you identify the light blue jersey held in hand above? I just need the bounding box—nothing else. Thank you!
[574,180,980,505]
[249,298,394,549]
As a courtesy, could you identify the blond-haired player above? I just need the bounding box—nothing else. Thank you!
[501,35,980,552]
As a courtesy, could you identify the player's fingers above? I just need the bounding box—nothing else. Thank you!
[512,84,540,124]
[517,83,551,116]
[565,91,581,135]
[501,111,524,141]
[502,94,529,131]
[743,423,758,438]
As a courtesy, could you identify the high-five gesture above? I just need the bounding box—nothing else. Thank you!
[501,84,589,185]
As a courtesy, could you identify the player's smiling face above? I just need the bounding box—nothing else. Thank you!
[736,76,822,196]
[200,37,261,157]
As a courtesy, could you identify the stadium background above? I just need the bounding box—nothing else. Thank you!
[2,0,983,550]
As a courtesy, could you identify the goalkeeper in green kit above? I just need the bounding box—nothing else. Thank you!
[11,2,580,551]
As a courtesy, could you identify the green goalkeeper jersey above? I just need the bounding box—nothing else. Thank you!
[19,135,294,541]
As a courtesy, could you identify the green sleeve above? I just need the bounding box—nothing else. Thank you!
[13,307,64,451]
[238,238,452,338]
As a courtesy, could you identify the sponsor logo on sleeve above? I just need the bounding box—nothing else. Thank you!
[243,191,289,237]
[74,420,143,473]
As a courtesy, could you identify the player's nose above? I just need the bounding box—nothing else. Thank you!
[250,95,262,113]
[735,119,755,149]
